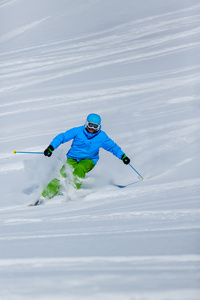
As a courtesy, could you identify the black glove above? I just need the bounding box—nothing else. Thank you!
[44,145,54,157]
[121,154,130,165]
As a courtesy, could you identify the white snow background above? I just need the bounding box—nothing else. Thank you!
[0,0,200,299]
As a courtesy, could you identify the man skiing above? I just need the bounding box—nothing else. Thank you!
[40,113,130,201]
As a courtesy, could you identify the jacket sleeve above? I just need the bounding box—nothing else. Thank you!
[101,134,124,159]
[50,127,80,150]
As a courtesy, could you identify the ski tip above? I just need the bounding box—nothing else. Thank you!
[115,184,126,188]
[13,150,16,154]
[28,200,41,206]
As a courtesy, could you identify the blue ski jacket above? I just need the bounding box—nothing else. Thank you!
[50,126,124,164]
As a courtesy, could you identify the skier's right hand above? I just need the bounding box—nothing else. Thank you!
[121,154,130,165]
[44,145,54,157]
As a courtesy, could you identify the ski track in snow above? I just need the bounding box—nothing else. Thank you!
[0,5,200,94]
[0,17,51,43]
[0,0,20,9]
[0,256,199,300]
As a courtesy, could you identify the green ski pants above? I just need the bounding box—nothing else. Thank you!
[42,158,95,199]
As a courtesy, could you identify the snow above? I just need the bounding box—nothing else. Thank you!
[0,0,200,299]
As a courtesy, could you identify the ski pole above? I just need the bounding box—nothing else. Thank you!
[13,150,44,155]
[129,163,145,180]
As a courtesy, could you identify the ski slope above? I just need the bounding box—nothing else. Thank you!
[0,0,200,299]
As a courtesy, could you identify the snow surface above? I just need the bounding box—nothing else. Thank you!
[0,0,200,299]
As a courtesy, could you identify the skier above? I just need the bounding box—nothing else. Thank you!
[40,113,130,200]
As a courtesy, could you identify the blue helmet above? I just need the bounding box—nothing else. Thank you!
[87,113,101,125]
[85,113,101,132]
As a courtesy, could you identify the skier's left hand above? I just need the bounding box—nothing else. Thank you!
[121,154,130,165]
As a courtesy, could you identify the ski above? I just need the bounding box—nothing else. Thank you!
[28,199,43,206]
[110,179,142,188]
[111,183,126,188]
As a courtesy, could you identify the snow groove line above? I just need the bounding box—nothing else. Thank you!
[0,0,19,8]
[1,8,200,94]
[1,16,200,65]
[0,72,200,117]
[0,4,199,56]
[1,40,200,94]
[54,209,200,221]
[96,178,200,199]
[0,255,199,268]
[3,209,200,225]
[0,162,24,174]
[3,64,200,95]
[1,68,200,106]
[0,17,51,43]
[0,226,200,241]
[1,26,200,80]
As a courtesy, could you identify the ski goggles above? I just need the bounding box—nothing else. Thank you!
[86,121,100,130]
